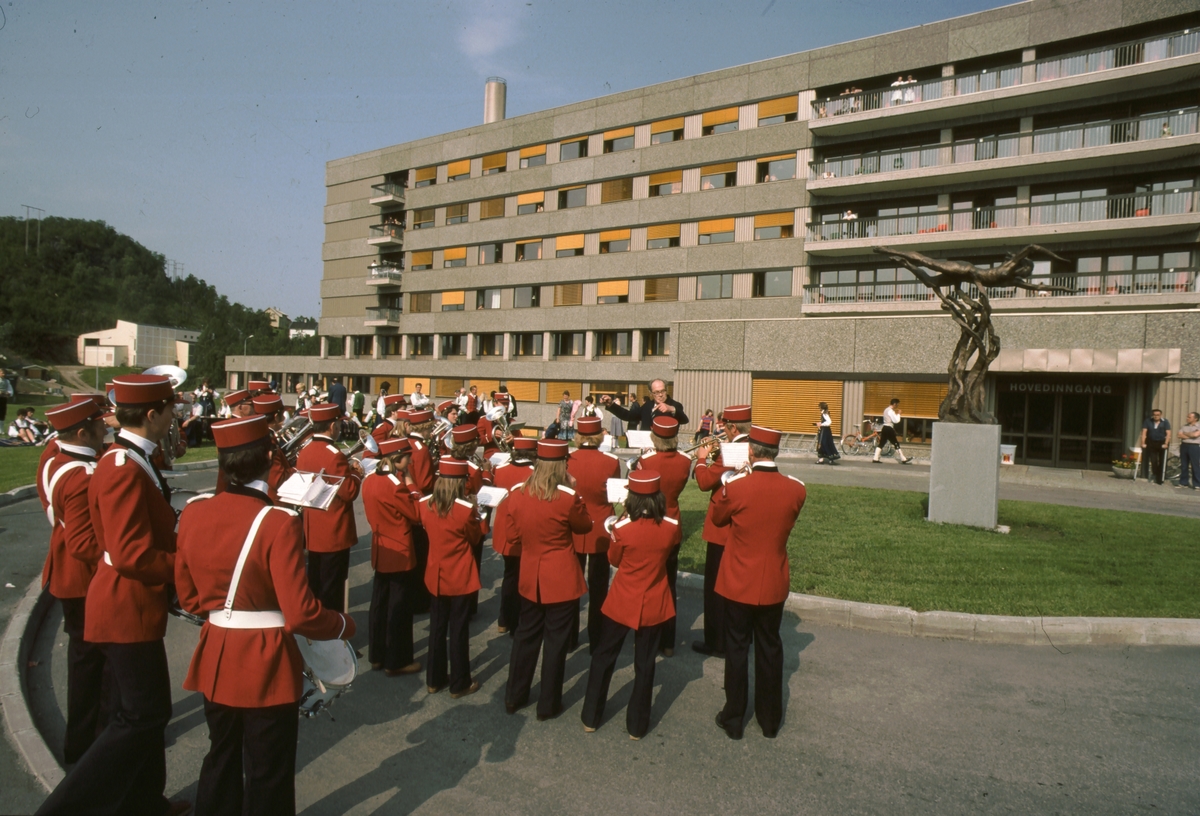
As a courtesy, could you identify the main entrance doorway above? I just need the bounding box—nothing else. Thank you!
[997,378,1126,469]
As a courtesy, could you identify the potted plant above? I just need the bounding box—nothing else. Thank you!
[1112,454,1138,479]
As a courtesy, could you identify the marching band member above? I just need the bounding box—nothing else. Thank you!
[215,389,254,494]
[503,439,592,720]
[293,403,363,613]
[38,374,186,816]
[566,416,620,653]
[490,437,536,634]
[362,437,422,677]
[580,470,678,740]
[367,393,407,460]
[630,415,692,656]
[712,425,806,741]
[690,404,752,658]
[448,423,491,615]
[252,393,293,501]
[418,458,484,698]
[246,379,272,397]
[405,407,437,614]
[175,414,355,815]
[38,394,103,510]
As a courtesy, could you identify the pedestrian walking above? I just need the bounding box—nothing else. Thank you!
[873,398,913,464]
[815,401,840,465]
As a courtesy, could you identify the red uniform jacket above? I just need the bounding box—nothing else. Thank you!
[42,449,101,599]
[602,515,679,630]
[365,419,394,460]
[266,441,293,502]
[694,455,735,547]
[504,485,592,604]
[567,447,621,554]
[489,462,532,557]
[418,497,483,596]
[712,464,806,606]
[176,489,354,708]
[633,449,693,544]
[294,435,361,553]
[85,443,178,643]
[406,435,436,495]
[37,438,61,510]
[362,471,420,573]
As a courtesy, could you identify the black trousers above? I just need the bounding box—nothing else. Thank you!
[368,569,415,670]
[195,698,299,816]
[1144,440,1166,483]
[661,544,680,650]
[718,599,785,738]
[581,614,664,738]
[506,598,575,718]
[36,640,173,816]
[702,543,727,652]
[428,593,474,694]
[59,596,109,764]
[468,537,484,616]
[411,527,432,614]
[307,549,350,613]
[572,552,610,652]
[498,555,522,631]
[878,425,901,449]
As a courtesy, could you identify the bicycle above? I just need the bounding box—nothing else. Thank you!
[840,420,895,457]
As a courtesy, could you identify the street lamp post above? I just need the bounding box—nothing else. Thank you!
[243,335,254,389]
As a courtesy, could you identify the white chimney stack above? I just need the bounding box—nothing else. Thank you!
[484,77,507,124]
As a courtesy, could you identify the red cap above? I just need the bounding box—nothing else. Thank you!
[408,409,433,424]
[451,425,478,445]
[46,399,104,431]
[576,416,602,435]
[252,394,284,415]
[437,400,456,413]
[247,380,271,392]
[393,409,410,422]
[724,405,752,423]
[494,394,510,405]
[111,374,173,406]
[748,425,782,447]
[378,437,412,456]
[627,469,661,495]
[309,403,342,422]
[224,389,252,408]
[382,394,406,408]
[651,416,679,438]
[537,439,569,460]
[438,458,469,478]
[512,437,537,452]
[211,415,271,451]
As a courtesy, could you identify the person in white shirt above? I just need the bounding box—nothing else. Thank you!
[409,383,430,409]
[874,398,913,464]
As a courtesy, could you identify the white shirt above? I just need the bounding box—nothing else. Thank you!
[117,428,159,458]
[819,411,832,427]
[410,391,430,408]
[883,406,902,428]
[58,441,99,458]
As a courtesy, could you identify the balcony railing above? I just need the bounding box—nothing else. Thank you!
[370,181,405,202]
[813,27,1200,119]
[1032,107,1200,153]
[365,307,402,322]
[367,262,403,283]
[808,187,1199,242]
[368,224,404,243]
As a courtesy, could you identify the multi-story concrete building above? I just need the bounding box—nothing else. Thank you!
[232,0,1200,470]
[79,320,198,369]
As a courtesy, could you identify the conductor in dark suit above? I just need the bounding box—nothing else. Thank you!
[604,379,688,429]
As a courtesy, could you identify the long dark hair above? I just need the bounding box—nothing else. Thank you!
[624,491,665,523]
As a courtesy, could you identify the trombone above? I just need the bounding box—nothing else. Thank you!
[680,430,728,455]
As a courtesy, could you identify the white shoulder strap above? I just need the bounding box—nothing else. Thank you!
[41,457,55,502]
[109,445,159,486]
[222,505,274,621]
[45,460,95,526]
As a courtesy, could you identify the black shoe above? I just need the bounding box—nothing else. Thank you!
[505,698,527,715]
[691,641,725,658]
[761,728,779,739]
[536,705,563,722]
[715,711,742,740]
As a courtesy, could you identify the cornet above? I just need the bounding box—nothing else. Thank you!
[719,462,753,486]
[680,431,728,455]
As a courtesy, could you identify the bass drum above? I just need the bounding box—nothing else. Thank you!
[295,635,358,717]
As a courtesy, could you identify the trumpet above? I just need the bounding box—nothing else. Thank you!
[681,431,728,455]
[719,462,753,486]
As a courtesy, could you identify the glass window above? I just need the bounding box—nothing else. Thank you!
[703,122,738,136]
[476,334,504,356]
[700,171,736,190]
[478,243,501,265]
[600,178,633,203]
[596,331,631,356]
[410,251,433,271]
[757,156,797,183]
[698,224,735,245]
[647,236,680,250]
[440,334,466,356]
[476,289,501,310]
[409,334,433,355]
[556,246,584,258]
[1164,250,1192,269]
[697,274,733,300]
[443,248,466,268]
[754,270,792,297]
[446,160,470,182]
[604,135,634,153]
[650,181,682,196]
[513,333,543,356]
[651,129,681,144]
[519,153,546,169]
[479,197,506,219]
[558,186,587,209]
[413,208,434,229]
[413,167,436,188]
[553,332,585,356]
[642,330,670,356]
[560,139,588,161]
[643,277,678,302]
[514,286,540,308]
[597,281,629,304]
[445,203,468,225]
[517,200,544,215]
[554,284,582,306]
[482,152,507,175]
[754,224,795,240]
[409,293,431,313]
[600,238,630,253]
[516,241,542,261]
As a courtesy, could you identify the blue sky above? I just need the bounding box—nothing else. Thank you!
[1,0,1012,318]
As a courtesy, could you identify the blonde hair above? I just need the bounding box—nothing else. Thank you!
[575,433,603,448]
[651,434,678,453]
[450,441,478,460]
[518,458,570,502]
[432,475,468,517]
[409,420,434,437]
[378,451,409,476]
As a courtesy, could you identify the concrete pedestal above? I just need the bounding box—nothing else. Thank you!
[927,422,1001,529]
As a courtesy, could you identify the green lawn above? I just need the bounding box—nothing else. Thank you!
[675,483,1200,619]
[73,366,141,392]
[0,437,215,494]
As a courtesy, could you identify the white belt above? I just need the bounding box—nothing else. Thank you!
[206,610,286,629]
[103,552,112,566]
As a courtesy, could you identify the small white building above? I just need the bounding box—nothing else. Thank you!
[77,320,199,369]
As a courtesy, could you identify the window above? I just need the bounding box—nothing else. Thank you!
[560,138,588,161]
[697,273,733,299]
[754,212,795,240]
[413,166,436,188]
[446,159,470,181]
[440,334,466,356]
[514,286,541,308]
[516,191,544,215]
[700,163,737,190]
[480,197,506,220]
[597,280,629,304]
[516,240,542,261]
[600,178,633,203]
[698,218,735,244]
[414,208,434,229]
[646,223,680,249]
[441,290,465,311]
[476,289,501,309]
[409,334,433,355]
[603,127,635,153]
[351,335,373,356]
[445,203,468,225]
[649,170,683,197]
[381,335,402,356]
[599,229,631,253]
[650,117,684,144]
[553,332,585,356]
[643,277,679,302]
[757,154,797,183]
[556,234,584,258]
[558,186,587,209]
[554,283,582,306]
[443,247,467,268]
[757,95,799,126]
[702,107,738,136]
[482,152,507,175]
[410,251,433,271]
[754,270,792,297]
[513,333,543,356]
[478,243,501,265]
[476,334,504,356]
[519,145,546,168]
[596,331,631,356]
[642,330,670,357]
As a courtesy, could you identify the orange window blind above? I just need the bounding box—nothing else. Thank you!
[646,223,681,240]
[519,144,546,159]
[600,178,633,202]
[757,95,799,118]
[468,379,500,396]
[410,251,433,266]
[650,117,685,134]
[446,159,470,177]
[442,247,467,261]
[597,280,629,297]
[863,381,947,419]
[556,233,584,250]
[754,212,794,228]
[433,378,464,397]
[701,162,737,176]
[402,377,431,393]
[758,153,795,164]
[554,284,582,306]
[643,277,679,301]
[546,382,581,402]
[414,166,436,182]
[479,197,505,219]
[599,228,631,242]
[699,218,735,234]
[649,170,683,185]
[504,380,540,402]
[603,127,635,140]
[702,107,738,127]
[441,290,465,306]
[482,152,508,171]
[752,378,843,436]
[516,191,544,205]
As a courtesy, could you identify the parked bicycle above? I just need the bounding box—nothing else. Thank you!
[841,418,895,457]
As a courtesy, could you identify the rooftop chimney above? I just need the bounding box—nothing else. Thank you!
[484,77,507,124]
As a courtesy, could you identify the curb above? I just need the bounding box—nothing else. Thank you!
[170,459,218,472]
[675,571,1200,646]
[0,576,63,793]
[0,485,37,510]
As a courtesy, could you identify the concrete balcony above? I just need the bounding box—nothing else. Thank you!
[364,307,403,327]
[365,261,403,287]
[367,223,404,247]
[369,181,405,206]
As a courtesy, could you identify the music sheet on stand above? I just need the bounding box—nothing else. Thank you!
[278,471,344,510]
[606,478,629,504]
[720,442,750,469]
[476,485,508,508]
[625,430,653,450]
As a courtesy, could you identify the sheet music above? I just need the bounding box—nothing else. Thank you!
[720,442,750,469]
[625,430,653,449]
[277,472,315,506]
[277,470,344,510]
[488,452,511,468]
[606,478,629,504]
[598,435,614,452]
[476,485,509,508]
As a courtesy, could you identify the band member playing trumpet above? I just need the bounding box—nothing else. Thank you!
[294,403,363,613]
[490,437,536,634]
[712,425,806,741]
[215,389,255,494]
[503,439,593,720]
[418,458,484,698]
[362,438,422,677]
[246,379,272,397]
[581,470,679,740]
[567,416,621,653]
[252,393,294,501]
[175,414,355,815]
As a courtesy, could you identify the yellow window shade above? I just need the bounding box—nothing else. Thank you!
[414,166,437,182]
[546,381,581,402]
[601,178,633,202]
[433,378,463,397]
[442,247,467,261]
[516,238,542,245]
[754,212,795,228]
[371,377,399,395]
[516,191,544,205]
[757,95,799,118]
[441,290,465,306]
[468,379,500,396]
[649,170,683,185]
[650,117,685,134]
[599,228,631,242]
[597,280,629,297]
[504,380,540,402]
[603,127,635,140]
[554,284,582,306]
[562,136,586,147]
[410,251,433,266]
[699,218,735,234]
[556,233,584,250]
[863,381,948,420]
[446,159,470,177]
[482,152,508,170]
[702,107,738,127]
[758,153,795,164]
[519,144,546,159]
[646,223,681,240]
[480,197,505,219]
[403,377,430,393]
[752,378,843,436]
[643,277,679,301]
[701,162,737,176]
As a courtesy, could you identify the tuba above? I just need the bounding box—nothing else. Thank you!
[277,414,316,464]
